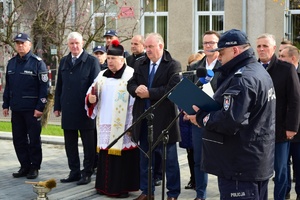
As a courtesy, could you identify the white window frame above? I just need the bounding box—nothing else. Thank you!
[194,0,224,52]
[140,0,168,48]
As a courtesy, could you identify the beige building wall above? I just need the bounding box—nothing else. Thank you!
[225,0,285,54]
[168,0,194,69]
[121,1,287,69]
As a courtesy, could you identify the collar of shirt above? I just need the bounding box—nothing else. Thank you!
[72,49,83,59]
[150,57,162,73]
[206,58,217,70]
[260,61,270,65]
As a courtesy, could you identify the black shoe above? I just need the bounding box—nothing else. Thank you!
[77,175,91,185]
[285,192,290,199]
[60,175,81,183]
[185,180,195,190]
[117,192,129,198]
[154,178,162,186]
[12,168,29,178]
[26,169,39,179]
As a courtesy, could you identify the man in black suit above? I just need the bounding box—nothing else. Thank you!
[278,45,300,200]
[54,32,100,185]
[256,33,300,200]
[126,34,145,68]
[187,30,222,200]
[127,32,181,200]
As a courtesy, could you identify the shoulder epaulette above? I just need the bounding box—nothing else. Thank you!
[31,54,42,61]
[234,66,245,77]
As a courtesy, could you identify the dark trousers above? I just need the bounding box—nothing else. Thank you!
[287,142,300,196]
[154,147,162,180]
[12,111,42,170]
[218,177,269,200]
[139,121,180,197]
[63,129,95,177]
[186,148,195,185]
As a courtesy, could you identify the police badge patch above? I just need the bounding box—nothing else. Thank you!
[223,95,231,111]
[40,98,47,104]
[41,74,48,82]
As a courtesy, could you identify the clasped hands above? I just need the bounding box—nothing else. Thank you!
[135,85,150,99]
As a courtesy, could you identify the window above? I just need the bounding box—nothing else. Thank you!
[141,0,168,48]
[284,1,300,49]
[92,0,118,45]
[195,0,224,51]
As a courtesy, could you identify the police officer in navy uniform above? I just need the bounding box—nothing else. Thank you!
[186,29,276,199]
[2,33,49,179]
[103,30,130,58]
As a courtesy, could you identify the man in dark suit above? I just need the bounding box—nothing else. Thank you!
[126,34,145,68]
[127,32,181,200]
[187,30,221,200]
[54,32,100,185]
[256,34,300,200]
[278,45,300,200]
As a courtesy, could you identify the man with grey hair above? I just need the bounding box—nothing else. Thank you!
[127,32,181,200]
[54,32,100,185]
[278,45,300,200]
[256,33,300,200]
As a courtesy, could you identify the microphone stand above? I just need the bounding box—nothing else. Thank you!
[148,110,183,200]
[107,77,184,200]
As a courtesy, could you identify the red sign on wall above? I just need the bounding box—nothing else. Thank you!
[119,6,134,18]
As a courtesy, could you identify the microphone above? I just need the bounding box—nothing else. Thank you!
[177,70,197,76]
[196,69,214,87]
[196,68,208,78]
[177,68,208,77]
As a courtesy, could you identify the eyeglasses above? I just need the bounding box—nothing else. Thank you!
[202,41,217,46]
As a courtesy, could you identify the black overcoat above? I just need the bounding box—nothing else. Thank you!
[127,50,181,144]
[54,50,100,130]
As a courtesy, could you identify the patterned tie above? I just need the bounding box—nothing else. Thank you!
[72,57,77,65]
[262,63,268,69]
[148,63,156,88]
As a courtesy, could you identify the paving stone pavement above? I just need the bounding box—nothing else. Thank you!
[0,131,297,200]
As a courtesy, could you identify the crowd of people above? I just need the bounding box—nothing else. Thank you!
[3,28,300,200]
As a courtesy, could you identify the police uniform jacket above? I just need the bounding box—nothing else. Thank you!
[188,56,222,92]
[259,54,300,142]
[127,50,181,144]
[3,51,48,112]
[196,48,276,181]
[54,50,100,130]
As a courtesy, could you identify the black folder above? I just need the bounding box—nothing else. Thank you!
[168,78,221,114]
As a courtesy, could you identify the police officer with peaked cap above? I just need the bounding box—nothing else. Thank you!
[186,29,276,199]
[2,33,49,179]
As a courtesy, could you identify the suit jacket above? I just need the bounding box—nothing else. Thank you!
[127,50,181,144]
[188,56,221,92]
[292,65,300,142]
[54,50,100,130]
[260,54,300,142]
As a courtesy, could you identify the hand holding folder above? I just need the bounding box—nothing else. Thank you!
[168,78,221,115]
